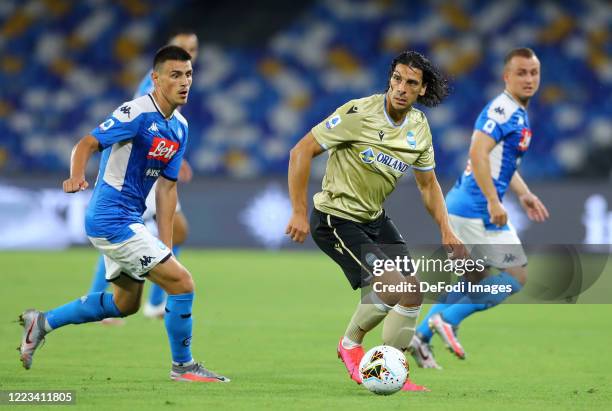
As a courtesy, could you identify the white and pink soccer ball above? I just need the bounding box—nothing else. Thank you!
[358,345,409,395]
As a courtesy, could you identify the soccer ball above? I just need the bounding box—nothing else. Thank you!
[358,345,408,395]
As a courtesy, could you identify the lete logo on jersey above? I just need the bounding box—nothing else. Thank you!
[147,137,179,163]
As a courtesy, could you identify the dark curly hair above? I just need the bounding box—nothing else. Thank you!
[387,51,450,107]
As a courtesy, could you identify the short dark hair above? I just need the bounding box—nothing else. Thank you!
[504,48,537,65]
[387,51,449,107]
[153,45,192,71]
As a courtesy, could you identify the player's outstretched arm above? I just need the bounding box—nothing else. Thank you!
[156,176,178,249]
[510,171,549,222]
[469,130,507,227]
[413,169,467,259]
[286,132,324,243]
[63,135,100,193]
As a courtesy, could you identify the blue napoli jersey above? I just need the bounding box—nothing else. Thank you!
[446,91,533,229]
[134,69,154,98]
[85,94,188,243]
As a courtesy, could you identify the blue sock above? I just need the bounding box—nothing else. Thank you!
[148,246,180,306]
[88,255,108,294]
[416,277,468,342]
[164,292,194,364]
[441,272,523,327]
[45,292,123,330]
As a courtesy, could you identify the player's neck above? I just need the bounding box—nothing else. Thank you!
[504,89,530,109]
[385,97,410,125]
[151,90,176,119]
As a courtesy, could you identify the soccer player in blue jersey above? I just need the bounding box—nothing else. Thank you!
[18,45,229,383]
[409,48,550,368]
[88,30,199,320]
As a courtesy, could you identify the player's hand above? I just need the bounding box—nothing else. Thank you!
[519,192,549,223]
[178,160,193,183]
[442,229,468,260]
[487,200,507,227]
[63,176,89,193]
[286,213,310,243]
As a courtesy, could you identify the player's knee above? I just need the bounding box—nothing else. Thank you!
[173,268,195,294]
[114,297,141,316]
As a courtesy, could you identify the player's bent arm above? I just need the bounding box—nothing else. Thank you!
[63,135,100,193]
[413,169,466,257]
[156,176,178,249]
[469,130,499,202]
[286,132,325,243]
[470,130,507,226]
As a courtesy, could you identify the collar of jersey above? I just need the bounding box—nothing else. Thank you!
[148,93,176,120]
[383,96,410,128]
[502,90,526,110]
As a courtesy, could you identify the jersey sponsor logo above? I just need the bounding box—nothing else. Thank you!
[346,105,358,114]
[359,147,375,164]
[99,119,115,131]
[359,147,409,173]
[148,122,159,133]
[325,114,342,129]
[518,128,532,151]
[375,152,410,173]
[145,168,161,177]
[119,105,132,118]
[147,137,179,163]
[407,131,416,148]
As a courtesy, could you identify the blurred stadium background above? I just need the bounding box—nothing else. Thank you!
[0,0,610,249]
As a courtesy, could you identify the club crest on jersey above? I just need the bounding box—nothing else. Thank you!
[406,131,416,148]
[325,115,342,129]
[518,128,532,151]
[147,137,179,163]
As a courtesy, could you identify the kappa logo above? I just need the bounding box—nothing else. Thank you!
[502,253,517,264]
[148,122,159,133]
[147,137,179,163]
[406,131,416,148]
[494,106,505,116]
[119,105,132,118]
[140,255,154,269]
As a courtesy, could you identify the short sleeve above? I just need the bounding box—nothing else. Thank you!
[311,101,361,150]
[474,106,513,143]
[91,102,144,149]
[412,122,435,171]
[161,126,188,182]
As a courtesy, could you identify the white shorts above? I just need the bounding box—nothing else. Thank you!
[449,214,527,269]
[142,180,182,222]
[88,223,172,282]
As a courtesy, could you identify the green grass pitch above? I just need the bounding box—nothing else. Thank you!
[1,249,611,410]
